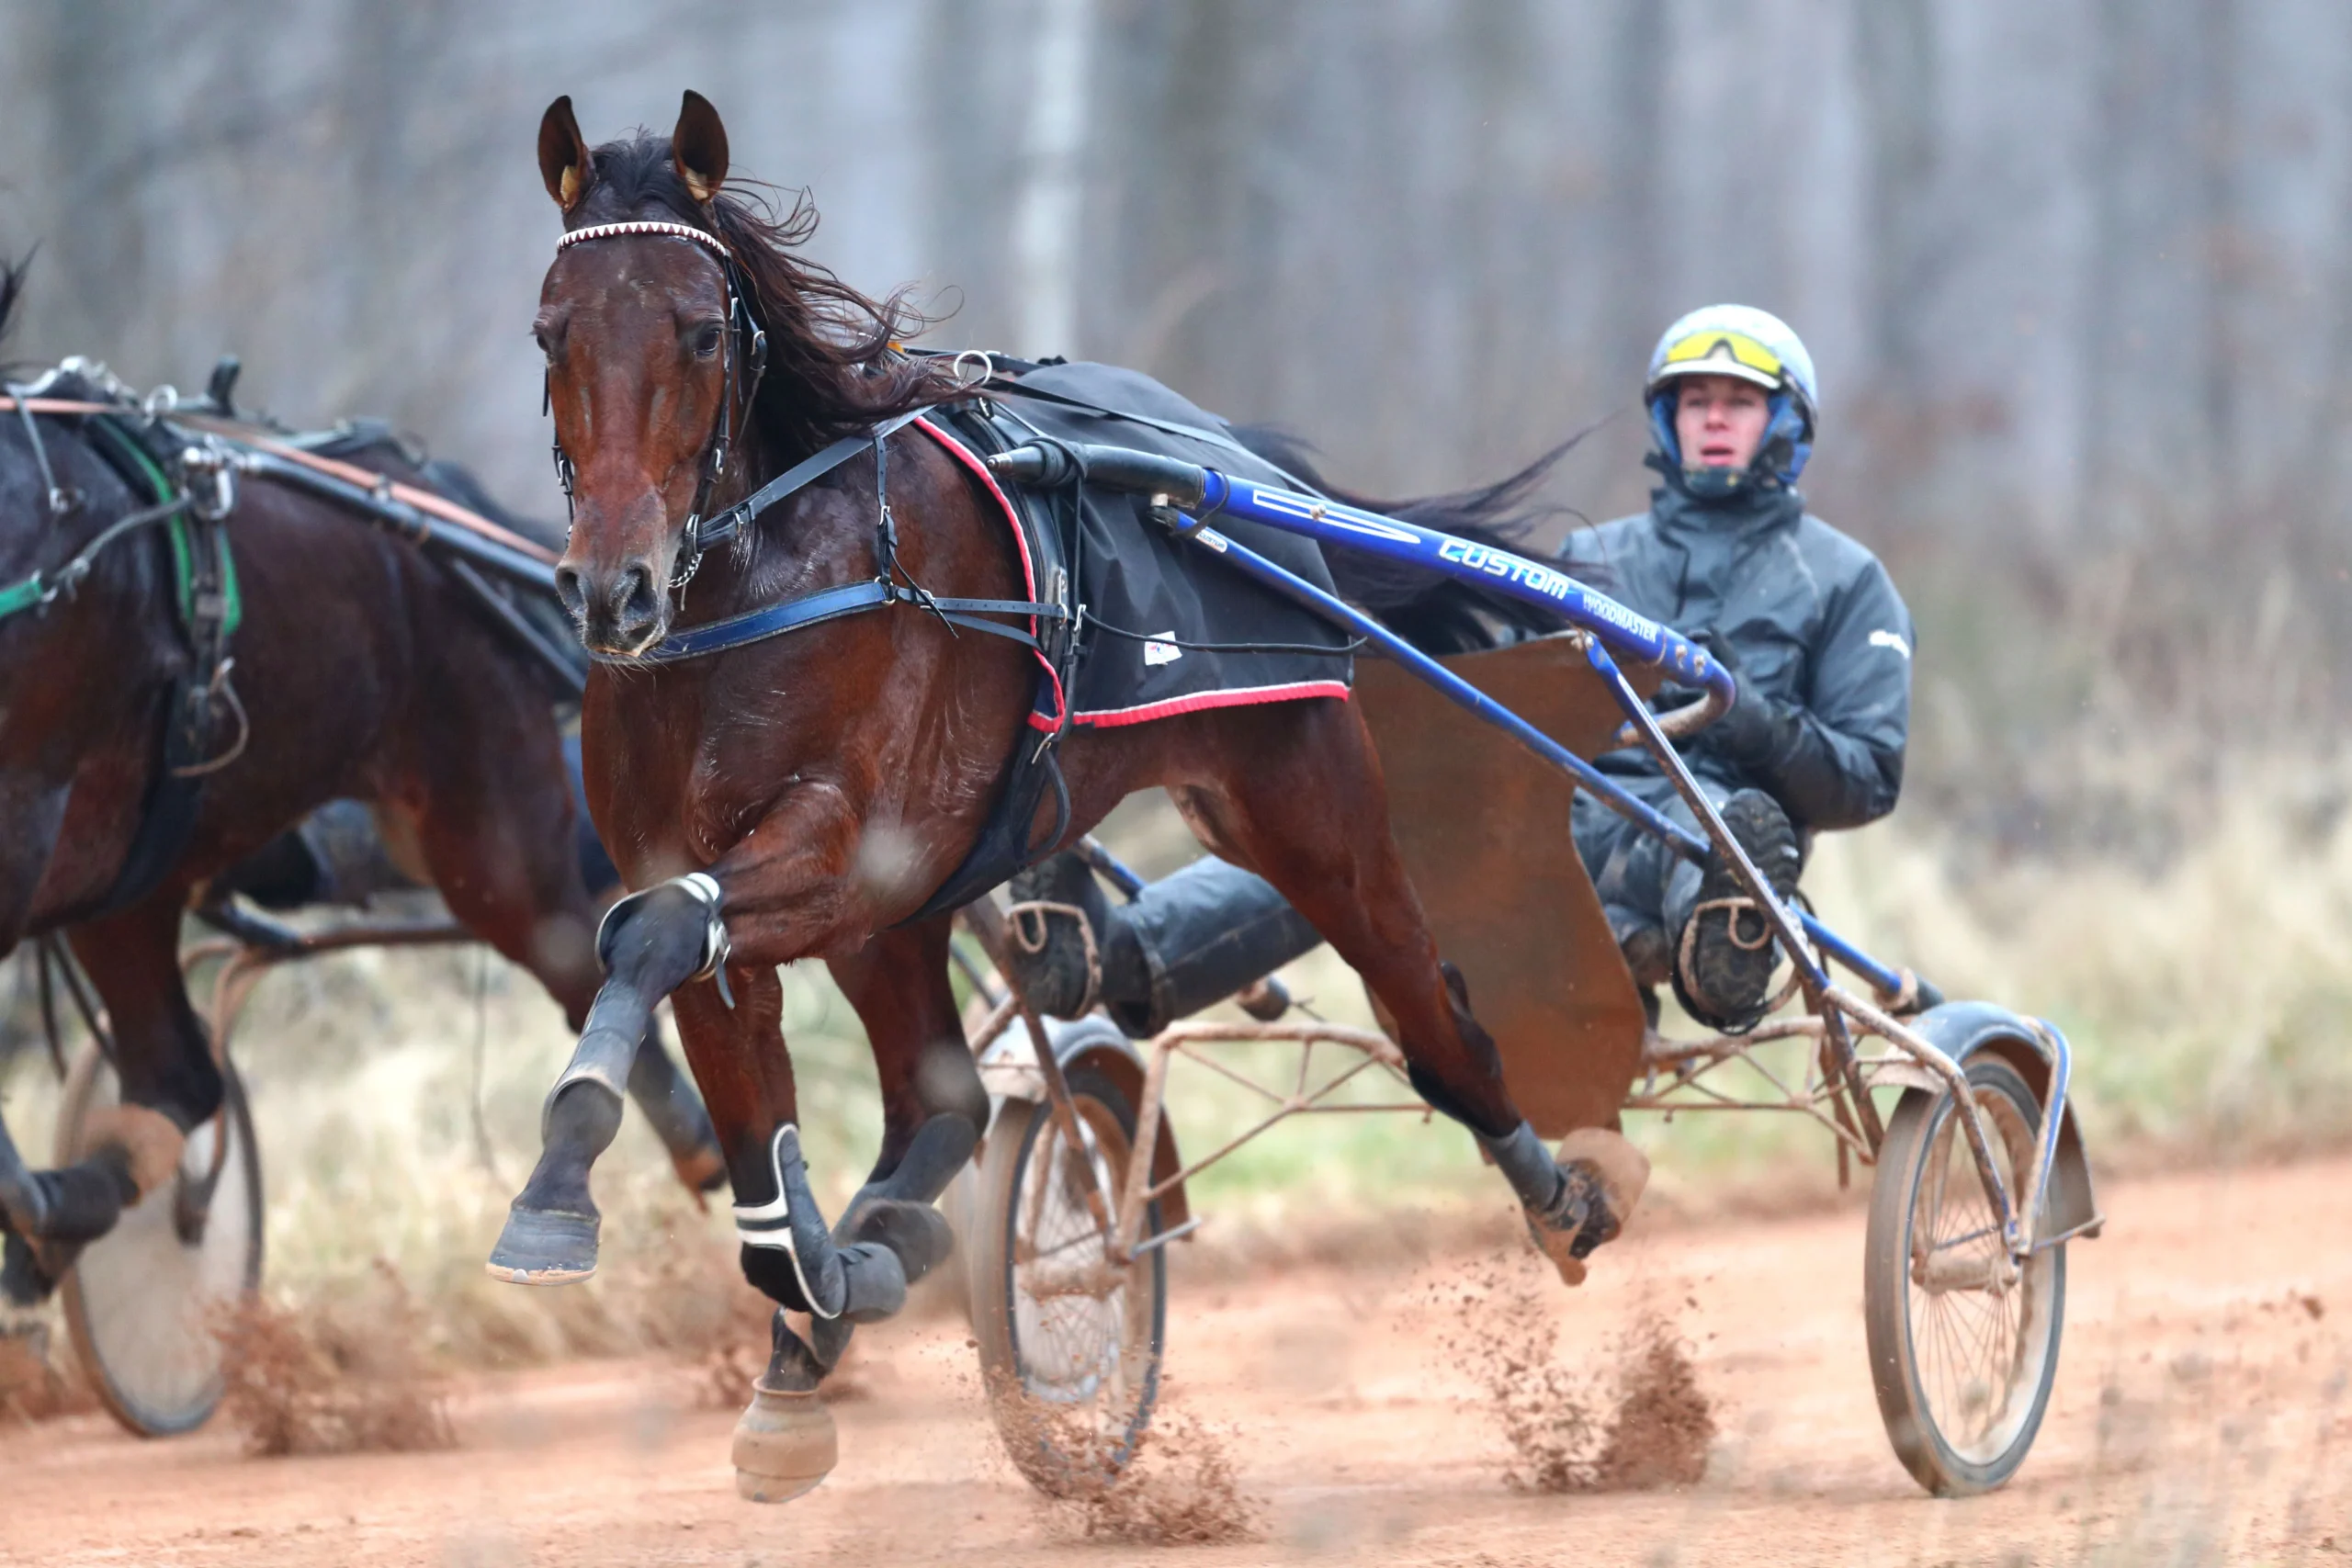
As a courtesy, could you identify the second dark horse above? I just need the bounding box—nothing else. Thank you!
[0,263,721,1300]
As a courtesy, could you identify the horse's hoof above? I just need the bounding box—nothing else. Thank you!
[80,1105,187,1201]
[732,1383,838,1504]
[1557,1127,1651,1241]
[1525,1220,1590,1287]
[485,1205,599,1285]
[1523,1129,1653,1288]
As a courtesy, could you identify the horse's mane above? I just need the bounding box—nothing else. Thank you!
[581,137,963,457]
[1231,425,1582,653]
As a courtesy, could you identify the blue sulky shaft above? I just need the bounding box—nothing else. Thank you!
[1195,469,1737,711]
[1172,520,1706,852]
[980,439,1935,1006]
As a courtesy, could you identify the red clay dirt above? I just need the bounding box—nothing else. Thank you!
[5,1156,2346,1566]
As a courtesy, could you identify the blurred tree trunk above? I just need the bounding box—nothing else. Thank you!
[1600,0,1668,397]
[2195,0,2241,514]
[1852,0,1941,509]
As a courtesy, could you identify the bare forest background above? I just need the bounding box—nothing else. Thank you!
[3,0,2348,856]
[0,3,2350,1354]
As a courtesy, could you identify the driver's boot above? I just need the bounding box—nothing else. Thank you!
[1002,852,1121,1018]
[1668,789,1801,1031]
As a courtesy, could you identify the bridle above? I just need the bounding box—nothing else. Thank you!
[546,219,768,592]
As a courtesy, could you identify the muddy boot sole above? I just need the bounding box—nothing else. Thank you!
[1673,789,1801,1030]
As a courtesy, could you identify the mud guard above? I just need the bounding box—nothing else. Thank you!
[1877,1001,2101,1245]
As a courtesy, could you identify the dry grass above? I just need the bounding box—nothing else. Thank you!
[0,744,2344,1404]
[1804,747,2352,1156]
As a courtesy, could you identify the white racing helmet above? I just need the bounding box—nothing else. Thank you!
[1645,304,1819,485]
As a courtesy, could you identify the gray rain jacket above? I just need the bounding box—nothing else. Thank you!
[1557,471,1914,831]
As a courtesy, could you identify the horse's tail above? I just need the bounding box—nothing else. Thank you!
[0,251,30,351]
[1227,425,1579,654]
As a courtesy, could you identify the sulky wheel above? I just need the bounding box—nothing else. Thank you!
[57,1041,265,1437]
[968,1061,1166,1497]
[1863,1055,2064,1495]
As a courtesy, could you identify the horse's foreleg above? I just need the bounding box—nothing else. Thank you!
[408,701,723,1199]
[486,874,715,1283]
[822,918,985,1294]
[665,968,895,1506]
[2,899,202,1302]
[1194,703,1630,1281]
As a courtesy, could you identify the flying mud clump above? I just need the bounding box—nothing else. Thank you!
[212,1262,454,1457]
[1442,1254,1715,1493]
[989,1373,1263,1546]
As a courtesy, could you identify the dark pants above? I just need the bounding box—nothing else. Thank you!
[1568,777,1732,953]
[1098,857,1324,1036]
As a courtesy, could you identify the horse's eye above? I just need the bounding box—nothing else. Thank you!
[534,329,562,368]
[691,323,726,360]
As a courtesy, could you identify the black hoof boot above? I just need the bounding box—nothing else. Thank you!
[486,1204,601,1285]
[842,1199,956,1285]
[1672,789,1802,1032]
[1003,852,1111,1018]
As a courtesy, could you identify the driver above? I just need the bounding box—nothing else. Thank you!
[1004,304,1913,1036]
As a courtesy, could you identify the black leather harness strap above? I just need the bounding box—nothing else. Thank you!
[55,414,245,920]
[595,411,1066,667]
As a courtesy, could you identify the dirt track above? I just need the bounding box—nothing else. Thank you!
[6,1156,2347,1566]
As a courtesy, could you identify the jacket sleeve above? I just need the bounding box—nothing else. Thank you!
[1753,554,1914,830]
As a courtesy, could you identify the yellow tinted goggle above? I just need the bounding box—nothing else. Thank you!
[1660,330,1783,379]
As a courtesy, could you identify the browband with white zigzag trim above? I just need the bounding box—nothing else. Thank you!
[556,220,732,260]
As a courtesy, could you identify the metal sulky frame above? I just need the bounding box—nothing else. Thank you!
[979,439,2102,1275]
[957,436,2108,1500]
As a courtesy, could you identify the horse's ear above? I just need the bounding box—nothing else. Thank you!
[538,96,595,212]
[672,91,729,206]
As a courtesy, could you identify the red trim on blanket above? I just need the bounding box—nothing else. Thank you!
[914,415,1068,729]
[914,418,1349,735]
[1073,680,1352,729]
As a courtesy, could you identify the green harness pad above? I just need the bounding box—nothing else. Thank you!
[83,414,242,641]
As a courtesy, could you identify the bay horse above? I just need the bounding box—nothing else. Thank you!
[505,90,1628,1496]
[0,258,721,1297]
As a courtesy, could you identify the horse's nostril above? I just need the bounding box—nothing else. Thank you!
[554,565,587,615]
[617,563,661,622]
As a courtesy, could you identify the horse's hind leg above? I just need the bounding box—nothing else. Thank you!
[1180,702,1628,1281]
[822,919,985,1292]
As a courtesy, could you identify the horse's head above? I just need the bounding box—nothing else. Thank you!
[537,92,742,655]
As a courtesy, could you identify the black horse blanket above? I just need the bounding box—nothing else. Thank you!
[922,360,1355,729]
